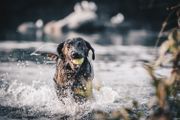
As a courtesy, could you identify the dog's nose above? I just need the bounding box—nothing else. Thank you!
[71,52,82,58]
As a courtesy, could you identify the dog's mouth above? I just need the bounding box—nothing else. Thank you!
[71,58,84,65]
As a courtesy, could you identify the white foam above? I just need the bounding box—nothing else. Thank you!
[0,41,161,118]
[93,87,119,104]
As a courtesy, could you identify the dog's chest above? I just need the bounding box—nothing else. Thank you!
[64,66,91,85]
[54,60,94,100]
[55,61,92,86]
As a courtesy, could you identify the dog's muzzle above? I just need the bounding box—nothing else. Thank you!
[71,52,84,65]
[71,52,83,58]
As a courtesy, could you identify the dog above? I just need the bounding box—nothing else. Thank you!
[46,37,95,103]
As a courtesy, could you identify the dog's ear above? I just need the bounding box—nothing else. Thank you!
[57,42,65,58]
[85,41,95,60]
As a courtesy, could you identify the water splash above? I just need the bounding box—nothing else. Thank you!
[0,42,157,119]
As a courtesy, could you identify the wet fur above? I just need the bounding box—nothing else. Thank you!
[53,38,95,102]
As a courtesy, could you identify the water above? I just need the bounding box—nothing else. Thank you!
[0,41,163,119]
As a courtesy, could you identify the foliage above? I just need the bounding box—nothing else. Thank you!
[92,6,180,120]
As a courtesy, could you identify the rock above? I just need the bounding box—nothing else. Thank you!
[44,1,99,38]
[17,19,44,40]
[110,13,124,25]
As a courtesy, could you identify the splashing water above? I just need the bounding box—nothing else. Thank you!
[0,41,159,119]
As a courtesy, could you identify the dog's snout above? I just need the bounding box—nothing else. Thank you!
[71,52,82,58]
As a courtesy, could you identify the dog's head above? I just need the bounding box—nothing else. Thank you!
[40,38,95,67]
[57,38,95,66]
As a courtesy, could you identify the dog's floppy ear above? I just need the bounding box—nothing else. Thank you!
[57,41,65,58]
[85,41,95,60]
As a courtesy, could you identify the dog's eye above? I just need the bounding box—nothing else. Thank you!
[77,42,82,47]
[67,44,71,49]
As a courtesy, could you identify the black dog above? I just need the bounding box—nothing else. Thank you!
[47,37,95,102]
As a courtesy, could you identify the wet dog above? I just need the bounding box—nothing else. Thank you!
[47,37,95,103]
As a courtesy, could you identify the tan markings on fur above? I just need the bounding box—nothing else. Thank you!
[73,80,93,98]
[62,45,69,58]
[54,62,65,86]
[47,53,58,61]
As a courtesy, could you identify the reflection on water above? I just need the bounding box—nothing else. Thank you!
[7,29,159,46]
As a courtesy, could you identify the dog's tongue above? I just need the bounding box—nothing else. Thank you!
[72,58,84,65]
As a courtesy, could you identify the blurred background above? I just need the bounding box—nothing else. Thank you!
[0,0,178,45]
[0,0,179,119]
